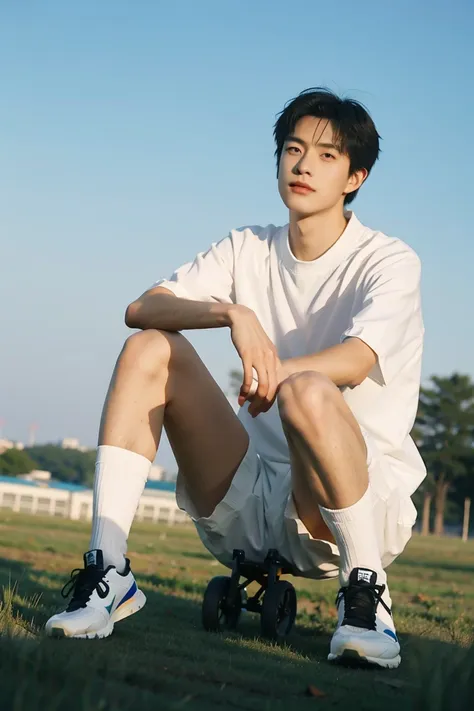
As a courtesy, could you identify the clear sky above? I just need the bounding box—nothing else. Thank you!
[1,0,473,472]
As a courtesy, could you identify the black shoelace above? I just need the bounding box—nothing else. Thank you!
[61,566,110,612]
[336,582,391,630]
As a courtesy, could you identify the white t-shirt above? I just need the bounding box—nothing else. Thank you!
[154,212,426,495]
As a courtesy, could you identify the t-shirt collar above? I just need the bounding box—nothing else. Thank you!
[280,211,367,277]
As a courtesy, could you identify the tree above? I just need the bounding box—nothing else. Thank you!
[411,421,436,535]
[25,445,97,486]
[451,449,474,515]
[0,448,37,475]
[414,373,474,535]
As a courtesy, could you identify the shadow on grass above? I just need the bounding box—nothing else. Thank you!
[0,555,473,711]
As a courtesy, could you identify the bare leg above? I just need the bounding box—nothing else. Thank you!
[277,371,368,540]
[276,372,400,669]
[44,330,250,639]
[99,329,249,517]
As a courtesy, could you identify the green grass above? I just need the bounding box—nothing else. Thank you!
[0,512,473,710]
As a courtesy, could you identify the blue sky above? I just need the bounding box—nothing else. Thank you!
[1,0,473,471]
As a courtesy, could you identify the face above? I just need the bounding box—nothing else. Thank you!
[278,116,367,218]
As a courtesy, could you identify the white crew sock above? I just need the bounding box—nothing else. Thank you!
[319,484,387,588]
[89,445,151,572]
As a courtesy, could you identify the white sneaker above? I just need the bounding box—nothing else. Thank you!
[45,549,146,639]
[328,567,401,669]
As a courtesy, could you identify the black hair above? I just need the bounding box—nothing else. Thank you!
[274,87,381,205]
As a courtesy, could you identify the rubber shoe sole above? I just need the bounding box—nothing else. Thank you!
[328,648,401,669]
[48,589,146,640]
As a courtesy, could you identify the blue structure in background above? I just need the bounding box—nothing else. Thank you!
[0,474,176,493]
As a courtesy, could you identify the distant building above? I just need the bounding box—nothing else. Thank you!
[163,470,178,483]
[18,469,52,483]
[146,464,178,483]
[0,475,189,526]
[0,439,25,455]
[149,464,166,481]
[61,438,92,453]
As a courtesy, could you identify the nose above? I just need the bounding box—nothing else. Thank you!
[293,153,312,176]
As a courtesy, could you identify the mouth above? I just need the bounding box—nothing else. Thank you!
[289,182,315,195]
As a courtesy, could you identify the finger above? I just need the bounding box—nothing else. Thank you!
[263,356,278,412]
[241,372,258,406]
[248,372,259,397]
[248,360,268,416]
[239,357,254,405]
[252,355,277,416]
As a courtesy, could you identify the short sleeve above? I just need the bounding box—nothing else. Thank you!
[341,251,423,386]
[151,234,235,304]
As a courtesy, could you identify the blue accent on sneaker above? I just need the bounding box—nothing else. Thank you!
[384,628,398,642]
[105,595,116,614]
[116,581,137,609]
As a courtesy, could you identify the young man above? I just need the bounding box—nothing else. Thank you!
[46,88,425,669]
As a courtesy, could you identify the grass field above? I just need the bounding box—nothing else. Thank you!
[0,512,473,710]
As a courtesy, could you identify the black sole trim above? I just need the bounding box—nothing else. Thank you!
[49,628,66,638]
[330,650,373,669]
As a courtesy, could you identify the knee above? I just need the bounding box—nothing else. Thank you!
[277,372,336,430]
[121,329,187,377]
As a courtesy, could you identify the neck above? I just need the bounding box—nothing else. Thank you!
[288,204,349,261]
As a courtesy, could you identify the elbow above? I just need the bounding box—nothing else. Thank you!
[349,372,366,388]
[346,341,378,388]
[349,363,373,388]
[346,364,370,388]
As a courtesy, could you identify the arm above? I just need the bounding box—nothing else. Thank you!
[125,286,247,331]
[128,231,240,331]
[279,337,377,389]
[128,287,283,414]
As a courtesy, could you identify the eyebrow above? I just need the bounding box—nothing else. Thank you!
[285,135,341,152]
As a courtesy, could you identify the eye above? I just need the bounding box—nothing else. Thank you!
[322,152,336,160]
[286,146,301,154]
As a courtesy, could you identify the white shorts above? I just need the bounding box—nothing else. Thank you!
[175,434,418,580]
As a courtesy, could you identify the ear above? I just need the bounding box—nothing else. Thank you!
[344,167,368,197]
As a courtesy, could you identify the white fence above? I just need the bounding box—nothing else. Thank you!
[0,480,191,526]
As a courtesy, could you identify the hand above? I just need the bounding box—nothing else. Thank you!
[229,306,287,417]
[247,358,290,416]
